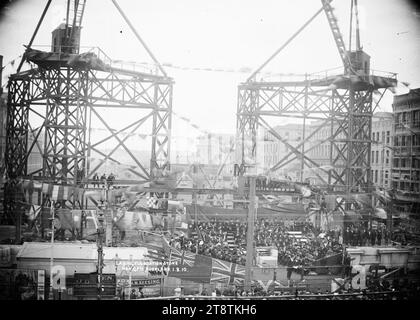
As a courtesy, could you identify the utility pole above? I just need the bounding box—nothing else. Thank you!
[97,210,105,300]
[49,200,55,300]
[245,176,256,292]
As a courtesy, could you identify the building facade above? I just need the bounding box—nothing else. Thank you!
[391,88,420,214]
[195,133,235,176]
[260,123,303,179]
[371,112,393,189]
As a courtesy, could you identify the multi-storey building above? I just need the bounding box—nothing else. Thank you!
[196,133,235,176]
[260,123,303,179]
[391,88,420,213]
[371,112,393,189]
[306,120,345,186]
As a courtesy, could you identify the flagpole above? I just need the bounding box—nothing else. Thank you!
[163,245,172,297]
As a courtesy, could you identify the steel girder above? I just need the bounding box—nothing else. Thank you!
[236,80,377,198]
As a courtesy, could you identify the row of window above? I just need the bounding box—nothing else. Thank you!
[394,134,420,147]
[371,130,391,144]
[371,169,390,186]
[394,110,420,126]
[371,149,390,165]
[392,180,420,193]
[393,158,420,169]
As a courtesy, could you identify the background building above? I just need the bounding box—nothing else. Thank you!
[371,112,393,189]
[260,123,303,179]
[392,88,420,216]
[195,133,235,176]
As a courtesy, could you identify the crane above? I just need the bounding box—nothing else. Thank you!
[64,0,87,53]
[321,0,355,75]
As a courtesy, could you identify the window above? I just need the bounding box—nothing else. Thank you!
[375,170,378,183]
[381,150,384,164]
[386,150,390,164]
[382,131,385,143]
[372,132,375,141]
[386,131,390,144]
[394,158,399,167]
[402,135,406,146]
[376,132,380,141]
[371,151,374,161]
[376,151,379,163]
[401,158,406,168]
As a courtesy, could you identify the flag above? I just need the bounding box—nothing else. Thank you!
[169,247,195,267]
[42,183,53,196]
[168,253,212,283]
[51,185,60,201]
[61,186,69,201]
[210,259,245,285]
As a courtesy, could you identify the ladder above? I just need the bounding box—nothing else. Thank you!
[321,0,353,74]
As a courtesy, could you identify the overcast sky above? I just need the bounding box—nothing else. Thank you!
[1,0,419,146]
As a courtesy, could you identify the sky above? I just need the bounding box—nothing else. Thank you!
[0,0,419,153]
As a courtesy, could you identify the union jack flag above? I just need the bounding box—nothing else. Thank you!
[210,259,245,285]
[170,248,196,268]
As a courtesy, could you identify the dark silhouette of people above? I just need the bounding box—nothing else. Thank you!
[100,173,107,187]
[93,173,99,188]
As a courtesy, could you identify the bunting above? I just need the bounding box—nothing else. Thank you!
[40,183,84,201]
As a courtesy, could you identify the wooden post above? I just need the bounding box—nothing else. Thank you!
[245,176,256,291]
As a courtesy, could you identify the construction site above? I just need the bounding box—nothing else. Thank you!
[0,0,419,301]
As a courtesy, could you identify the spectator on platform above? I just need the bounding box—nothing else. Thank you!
[93,173,99,188]
[100,173,107,186]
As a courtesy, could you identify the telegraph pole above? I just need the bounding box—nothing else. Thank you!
[245,176,256,292]
[97,204,105,300]
[49,200,55,300]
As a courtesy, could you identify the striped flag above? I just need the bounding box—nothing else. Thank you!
[42,183,53,196]
[51,185,60,201]
[62,186,69,200]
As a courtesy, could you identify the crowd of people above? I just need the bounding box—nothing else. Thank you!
[170,218,343,267]
[176,277,420,300]
[343,223,393,246]
[91,172,116,188]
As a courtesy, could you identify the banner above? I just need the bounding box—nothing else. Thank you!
[147,246,246,284]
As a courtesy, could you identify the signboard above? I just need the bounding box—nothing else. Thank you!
[130,277,162,298]
[131,278,161,286]
[51,265,66,290]
[73,273,116,297]
[37,270,45,300]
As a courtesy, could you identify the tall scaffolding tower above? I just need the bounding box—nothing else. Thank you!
[3,0,173,241]
[236,0,397,215]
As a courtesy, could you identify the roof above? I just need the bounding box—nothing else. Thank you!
[17,242,97,260]
[16,242,150,262]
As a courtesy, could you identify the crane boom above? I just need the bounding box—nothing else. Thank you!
[65,0,87,53]
[321,0,353,74]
